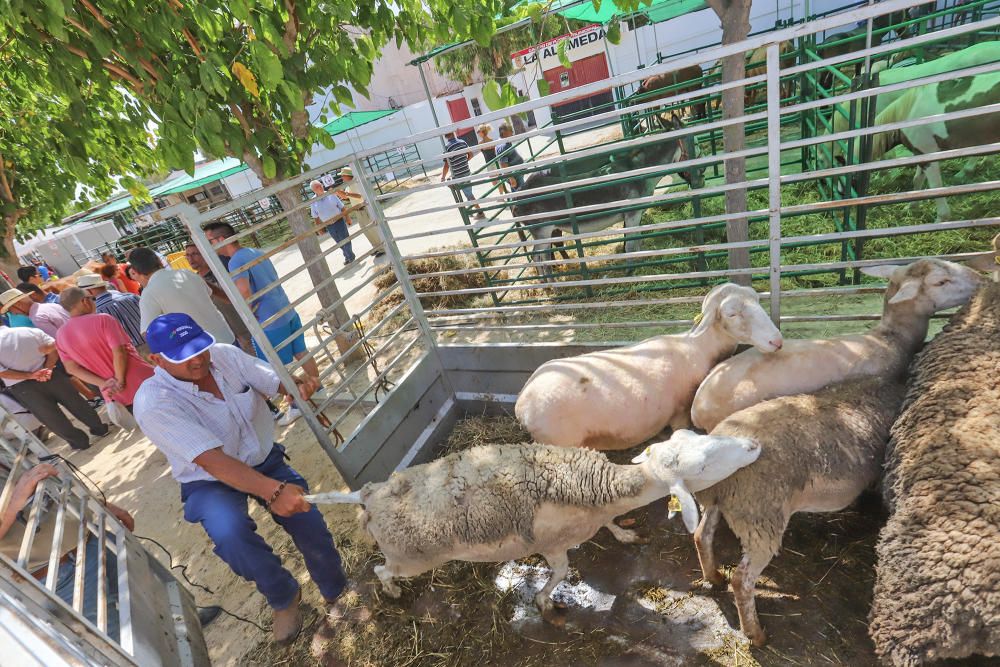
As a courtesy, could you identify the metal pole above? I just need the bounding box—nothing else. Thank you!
[418,62,448,151]
[349,158,455,394]
[766,43,783,326]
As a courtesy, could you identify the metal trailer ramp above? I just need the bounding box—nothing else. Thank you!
[0,412,209,667]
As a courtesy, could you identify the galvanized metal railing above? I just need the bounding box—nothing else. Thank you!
[0,410,207,666]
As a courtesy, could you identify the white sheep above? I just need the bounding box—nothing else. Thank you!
[691,258,984,432]
[691,376,906,645]
[306,436,760,622]
[515,283,783,450]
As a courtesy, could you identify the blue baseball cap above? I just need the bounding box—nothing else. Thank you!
[146,313,216,363]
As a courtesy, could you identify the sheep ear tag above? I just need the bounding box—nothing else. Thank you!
[632,446,652,464]
[669,482,700,533]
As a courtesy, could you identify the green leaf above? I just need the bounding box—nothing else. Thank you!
[230,0,251,22]
[537,79,550,97]
[482,79,503,111]
[593,0,603,12]
[332,85,353,107]
[262,154,276,179]
[250,41,283,91]
[316,131,335,150]
[606,21,622,46]
[557,40,572,69]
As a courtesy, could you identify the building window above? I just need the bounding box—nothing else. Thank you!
[470,97,482,116]
[209,184,225,196]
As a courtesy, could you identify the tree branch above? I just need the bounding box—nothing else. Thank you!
[0,154,15,204]
[182,27,205,61]
[283,0,299,51]
[77,0,112,30]
[229,102,253,138]
[65,15,93,36]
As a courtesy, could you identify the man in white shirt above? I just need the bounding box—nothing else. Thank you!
[0,317,109,450]
[129,247,235,345]
[309,180,355,265]
[133,313,347,644]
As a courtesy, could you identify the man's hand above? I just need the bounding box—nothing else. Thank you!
[30,368,52,382]
[9,464,59,513]
[269,483,311,517]
[101,377,123,394]
[285,374,320,401]
[106,503,135,532]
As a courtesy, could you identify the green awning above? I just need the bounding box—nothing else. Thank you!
[409,0,708,65]
[79,158,248,223]
[321,109,399,136]
[561,0,707,24]
[152,158,248,196]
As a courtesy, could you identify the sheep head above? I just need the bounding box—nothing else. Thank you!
[862,258,984,314]
[632,429,761,532]
[692,283,783,352]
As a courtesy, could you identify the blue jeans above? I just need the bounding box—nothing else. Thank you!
[180,445,347,609]
[325,219,355,262]
[55,535,120,641]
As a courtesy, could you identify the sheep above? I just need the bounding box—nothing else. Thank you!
[868,275,1000,666]
[691,258,984,432]
[691,376,906,646]
[514,282,783,450]
[306,435,761,623]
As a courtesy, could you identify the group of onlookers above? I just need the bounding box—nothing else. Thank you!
[1,212,361,646]
[442,120,526,221]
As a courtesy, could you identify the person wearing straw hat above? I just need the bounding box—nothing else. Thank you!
[133,313,347,645]
[335,166,384,258]
[0,288,110,450]
[309,178,356,265]
[5,284,69,338]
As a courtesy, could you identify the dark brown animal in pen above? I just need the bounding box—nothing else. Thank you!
[869,246,1000,666]
[633,64,707,120]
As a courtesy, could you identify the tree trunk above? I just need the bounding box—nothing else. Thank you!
[1,214,22,287]
[715,1,753,286]
[272,185,358,357]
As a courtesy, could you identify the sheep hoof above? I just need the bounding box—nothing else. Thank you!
[703,572,726,591]
[745,627,768,647]
[540,604,568,627]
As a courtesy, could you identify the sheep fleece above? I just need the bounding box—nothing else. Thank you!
[869,283,1000,666]
[358,444,646,557]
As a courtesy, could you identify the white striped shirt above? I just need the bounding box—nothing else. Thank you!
[133,344,280,484]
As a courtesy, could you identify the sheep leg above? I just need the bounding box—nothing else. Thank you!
[694,505,725,589]
[535,551,570,626]
[374,564,402,598]
[668,409,693,432]
[732,550,772,646]
[604,521,646,544]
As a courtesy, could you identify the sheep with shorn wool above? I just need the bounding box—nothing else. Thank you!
[516,282,783,450]
[690,376,906,646]
[691,258,983,432]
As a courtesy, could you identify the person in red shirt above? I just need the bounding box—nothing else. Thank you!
[56,286,153,411]
[100,252,141,295]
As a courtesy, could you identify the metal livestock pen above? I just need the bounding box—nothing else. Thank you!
[2,0,997,661]
[175,0,998,490]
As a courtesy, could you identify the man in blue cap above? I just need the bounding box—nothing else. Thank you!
[133,313,347,644]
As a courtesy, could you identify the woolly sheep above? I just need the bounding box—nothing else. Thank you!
[691,258,984,432]
[307,436,761,622]
[690,376,906,645]
[868,278,1000,666]
[515,282,783,450]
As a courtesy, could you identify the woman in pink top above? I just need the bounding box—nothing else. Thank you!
[55,287,153,409]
